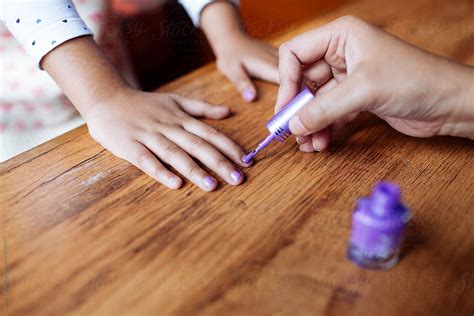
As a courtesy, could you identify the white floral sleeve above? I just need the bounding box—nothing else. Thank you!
[0,0,240,66]
[179,0,240,26]
[0,0,92,66]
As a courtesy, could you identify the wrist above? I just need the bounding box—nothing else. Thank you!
[438,63,474,139]
[211,31,248,58]
[41,36,133,121]
[200,1,246,56]
[82,84,136,122]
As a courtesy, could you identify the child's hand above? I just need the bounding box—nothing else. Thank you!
[200,2,279,102]
[41,37,248,191]
[85,89,249,191]
[213,34,279,102]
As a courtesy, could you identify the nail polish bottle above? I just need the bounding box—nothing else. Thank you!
[347,181,411,270]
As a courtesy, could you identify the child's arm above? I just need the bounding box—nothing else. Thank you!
[1,0,92,65]
[2,1,249,191]
[43,36,249,191]
[198,2,279,102]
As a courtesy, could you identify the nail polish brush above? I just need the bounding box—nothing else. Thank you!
[242,88,315,164]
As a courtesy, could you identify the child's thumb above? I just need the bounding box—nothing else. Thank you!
[224,64,256,102]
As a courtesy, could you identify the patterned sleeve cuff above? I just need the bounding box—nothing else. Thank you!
[180,0,240,27]
[1,0,93,67]
[30,18,92,67]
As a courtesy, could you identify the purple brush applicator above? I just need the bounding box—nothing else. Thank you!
[242,88,315,164]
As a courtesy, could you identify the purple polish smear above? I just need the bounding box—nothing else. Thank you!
[242,88,315,164]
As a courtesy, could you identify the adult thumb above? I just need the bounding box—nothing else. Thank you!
[289,74,370,135]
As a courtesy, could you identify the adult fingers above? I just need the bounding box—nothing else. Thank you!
[289,73,370,136]
[304,59,333,87]
[276,21,337,111]
[297,129,330,152]
[311,128,330,151]
[276,61,334,113]
[276,16,362,113]
[296,135,311,145]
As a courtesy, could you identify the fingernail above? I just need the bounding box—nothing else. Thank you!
[230,170,243,183]
[299,142,314,153]
[202,176,217,190]
[313,144,322,152]
[296,137,302,145]
[243,89,255,102]
[168,177,181,189]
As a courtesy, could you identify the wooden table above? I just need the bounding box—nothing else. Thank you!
[1,0,473,315]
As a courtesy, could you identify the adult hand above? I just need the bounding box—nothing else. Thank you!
[276,16,474,152]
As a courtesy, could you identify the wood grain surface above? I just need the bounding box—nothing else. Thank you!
[1,0,473,315]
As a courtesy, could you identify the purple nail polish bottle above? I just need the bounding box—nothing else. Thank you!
[347,181,411,270]
[242,88,315,164]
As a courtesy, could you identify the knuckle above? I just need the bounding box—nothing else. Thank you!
[316,103,333,123]
[230,146,244,160]
[216,60,229,73]
[298,113,315,132]
[168,93,179,100]
[174,111,191,121]
[355,68,375,95]
[278,43,290,56]
[186,164,201,177]
[215,157,229,170]
[135,152,150,168]
[336,15,359,27]
[188,137,206,151]
[153,167,167,179]
[226,65,246,82]
[204,126,221,139]
[163,143,181,157]
[228,141,242,154]
[336,15,372,35]
[87,125,106,145]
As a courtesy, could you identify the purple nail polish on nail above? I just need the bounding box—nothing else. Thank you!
[299,143,313,153]
[243,89,255,101]
[168,178,180,188]
[230,170,242,183]
[203,176,216,189]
